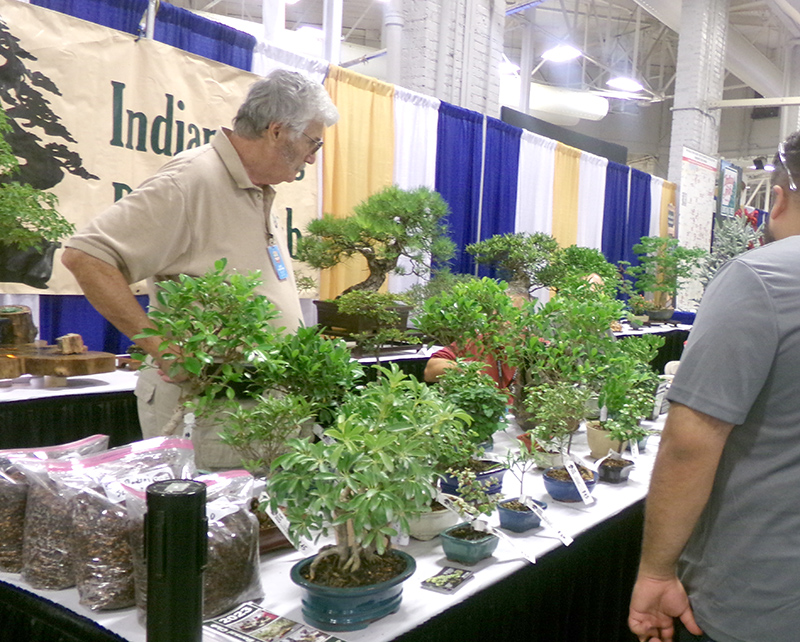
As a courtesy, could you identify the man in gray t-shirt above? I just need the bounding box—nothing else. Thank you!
[629,131,800,642]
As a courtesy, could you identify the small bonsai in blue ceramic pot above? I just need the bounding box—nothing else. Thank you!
[441,522,499,565]
[543,465,598,502]
[497,498,547,533]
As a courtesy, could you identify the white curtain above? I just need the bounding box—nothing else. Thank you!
[649,175,665,237]
[389,87,440,294]
[515,130,556,236]
[251,43,330,83]
[576,151,609,250]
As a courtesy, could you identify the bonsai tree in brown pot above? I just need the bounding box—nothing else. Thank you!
[295,185,455,339]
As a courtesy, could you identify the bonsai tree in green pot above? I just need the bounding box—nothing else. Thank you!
[620,235,706,319]
[0,106,75,288]
[296,185,455,340]
[265,364,470,630]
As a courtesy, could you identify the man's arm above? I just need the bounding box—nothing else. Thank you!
[423,357,458,383]
[629,401,733,642]
[61,248,166,365]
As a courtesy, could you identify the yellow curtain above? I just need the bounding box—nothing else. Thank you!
[551,143,581,246]
[320,66,395,299]
[660,180,677,237]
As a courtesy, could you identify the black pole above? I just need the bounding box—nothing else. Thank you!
[145,479,207,642]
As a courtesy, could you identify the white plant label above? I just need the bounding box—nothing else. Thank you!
[522,497,573,546]
[312,424,335,445]
[472,519,536,564]
[391,520,409,547]
[260,491,311,554]
[436,490,467,518]
[630,439,640,458]
[564,458,594,505]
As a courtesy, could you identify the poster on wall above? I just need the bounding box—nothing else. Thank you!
[0,0,319,295]
[716,161,742,221]
[677,146,717,308]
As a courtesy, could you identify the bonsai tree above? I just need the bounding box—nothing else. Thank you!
[134,259,285,434]
[0,106,75,251]
[621,236,707,314]
[525,381,591,458]
[436,359,509,447]
[296,184,455,295]
[466,232,559,296]
[266,364,470,577]
[333,290,414,359]
[538,244,621,297]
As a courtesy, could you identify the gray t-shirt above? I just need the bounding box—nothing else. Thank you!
[667,235,800,642]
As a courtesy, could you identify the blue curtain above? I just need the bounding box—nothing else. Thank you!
[30,0,146,35]
[477,117,521,279]
[39,295,149,354]
[154,4,255,71]
[435,103,485,275]
[623,168,652,267]
[601,161,630,266]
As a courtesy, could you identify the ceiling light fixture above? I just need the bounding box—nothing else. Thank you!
[540,44,582,63]
[607,76,644,93]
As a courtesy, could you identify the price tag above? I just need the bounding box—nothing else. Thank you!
[521,497,573,546]
[563,458,594,505]
[260,491,311,554]
[472,519,536,564]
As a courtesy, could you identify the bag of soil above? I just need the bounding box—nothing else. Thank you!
[128,469,263,620]
[0,435,110,573]
[18,437,196,602]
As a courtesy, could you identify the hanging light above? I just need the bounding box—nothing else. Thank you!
[607,76,644,93]
[541,44,582,63]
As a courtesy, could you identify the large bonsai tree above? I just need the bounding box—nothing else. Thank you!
[296,185,455,295]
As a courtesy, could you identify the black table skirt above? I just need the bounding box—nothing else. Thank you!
[0,391,142,450]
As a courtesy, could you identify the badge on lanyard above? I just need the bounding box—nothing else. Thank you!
[268,243,289,280]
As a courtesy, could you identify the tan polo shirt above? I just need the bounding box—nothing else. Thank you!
[67,128,303,333]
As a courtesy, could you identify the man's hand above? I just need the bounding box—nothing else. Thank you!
[628,574,702,642]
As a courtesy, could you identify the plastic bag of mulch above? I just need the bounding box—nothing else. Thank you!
[0,434,110,573]
[128,469,263,621]
[17,437,196,601]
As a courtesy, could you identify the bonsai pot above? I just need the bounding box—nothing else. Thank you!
[543,466,598,503]
[439,460,507,496]
[314,299,412,336]
[497,498,547,533]
[440,522,499,565]
[585,421,626,459]
[646,307,675,323]
[598,457,635,484]
[290,549,416,632]
[407,496,461,541]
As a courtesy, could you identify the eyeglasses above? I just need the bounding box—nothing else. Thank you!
[301,131,324,155]
[777,141,798,192]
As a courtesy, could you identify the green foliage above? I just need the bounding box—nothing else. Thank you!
[697,213,764,294]
[413,277,518,356]
[445,469,501,518]
[539,245,621,297]
[437,360,509,445]
[267,364,471,565]
[525,381,590,454]
[296,185,455,295]
[466,232,559,294]
[135,259,284,419]
[245,325,364,427]
[334,290,412,358]
[219,393,312,477]
[621,236,707,310]
[0,107,74,249]
[403,268,476,315]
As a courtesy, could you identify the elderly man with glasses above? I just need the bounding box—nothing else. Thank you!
[628,131,800,642]
[62,69,338,470]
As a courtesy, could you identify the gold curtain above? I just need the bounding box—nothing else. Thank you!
[320,66,395,299]
[660,180,677,237]
[551,143,582,246]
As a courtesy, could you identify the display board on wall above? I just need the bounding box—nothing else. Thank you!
[716,160,742,222]
[677,146,717,308]
[0,0,318,295]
